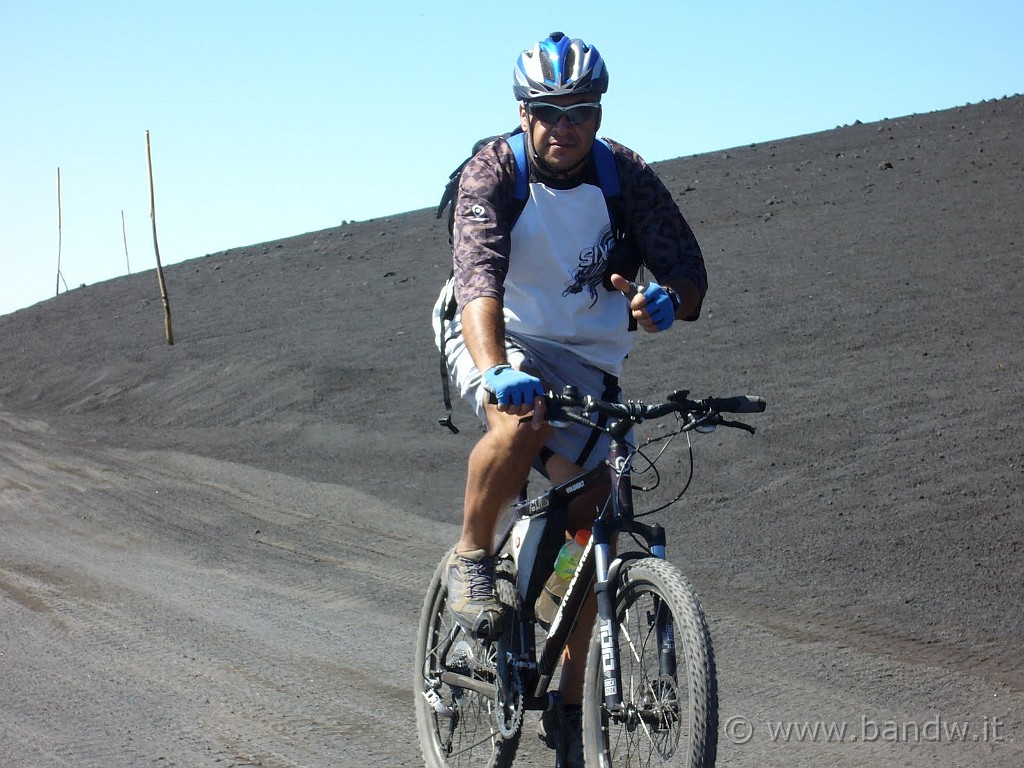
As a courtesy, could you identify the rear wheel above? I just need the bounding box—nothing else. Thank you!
[582,558,717,768]
[414,549,521,768]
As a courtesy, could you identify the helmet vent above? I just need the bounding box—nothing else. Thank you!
[540,54,555,85]
[563,47,576,82]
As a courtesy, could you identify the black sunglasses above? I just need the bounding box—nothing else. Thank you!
[526,101,601,126]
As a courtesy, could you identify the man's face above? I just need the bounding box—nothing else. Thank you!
[519,93,601,174]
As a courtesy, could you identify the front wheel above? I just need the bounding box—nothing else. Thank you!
[582,558,718,768]
[414,549,521,768]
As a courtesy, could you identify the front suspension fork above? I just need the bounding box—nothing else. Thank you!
[593,519,677,713]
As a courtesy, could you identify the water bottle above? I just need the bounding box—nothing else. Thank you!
[535,530,590,629]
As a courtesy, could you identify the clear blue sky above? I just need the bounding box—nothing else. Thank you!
[2,0,1021,316]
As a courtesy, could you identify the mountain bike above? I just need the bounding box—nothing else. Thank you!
[415,385,765,768]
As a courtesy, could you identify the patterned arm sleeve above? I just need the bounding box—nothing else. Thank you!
[451,140,519,309]
[608,139,708,318]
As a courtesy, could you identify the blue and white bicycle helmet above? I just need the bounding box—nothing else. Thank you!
[513,32,609,101]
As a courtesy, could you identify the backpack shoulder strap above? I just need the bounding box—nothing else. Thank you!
[592,138,621,198]
[593,138,626,240]
[508,131,529,201]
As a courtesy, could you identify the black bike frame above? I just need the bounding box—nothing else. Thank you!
[491,415,670,714]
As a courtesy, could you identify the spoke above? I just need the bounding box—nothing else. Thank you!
[621,606,645,664]
[438,700,502,759]
[621,604,657,696]
[615,591,681,767]
[444,727,502,759]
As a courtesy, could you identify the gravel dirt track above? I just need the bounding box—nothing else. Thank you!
[1,96,1022,767]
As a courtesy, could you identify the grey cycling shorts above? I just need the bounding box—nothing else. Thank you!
[444,320,621,473]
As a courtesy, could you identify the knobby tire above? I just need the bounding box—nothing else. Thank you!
[582,558,718,768]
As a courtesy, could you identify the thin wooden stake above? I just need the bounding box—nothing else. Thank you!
[55,167,68,295]
[145,130,174,345]
[121,209,131,275]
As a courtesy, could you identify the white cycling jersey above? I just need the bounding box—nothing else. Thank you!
[502,180,632,377]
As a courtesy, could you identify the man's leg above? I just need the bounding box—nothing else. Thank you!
[448,403,551,638]
[459,404,552,552]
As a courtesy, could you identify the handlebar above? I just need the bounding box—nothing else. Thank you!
[542,386,765,435]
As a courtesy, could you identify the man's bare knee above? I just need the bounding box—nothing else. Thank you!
[483,404,551,449]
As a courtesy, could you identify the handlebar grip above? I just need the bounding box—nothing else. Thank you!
[706,396,766,414]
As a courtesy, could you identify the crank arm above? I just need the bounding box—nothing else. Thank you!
[439,670,498,699]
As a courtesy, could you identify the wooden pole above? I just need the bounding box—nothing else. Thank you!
[145,130,174,345]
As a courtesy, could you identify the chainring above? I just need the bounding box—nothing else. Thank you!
[493,644,524,738]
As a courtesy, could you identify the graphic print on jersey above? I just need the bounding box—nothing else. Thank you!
[562,224,616,307]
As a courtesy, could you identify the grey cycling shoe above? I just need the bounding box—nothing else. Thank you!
[446,548,507,640]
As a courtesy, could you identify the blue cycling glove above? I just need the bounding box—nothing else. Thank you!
[482,364,544,406]
[642,283,679,332]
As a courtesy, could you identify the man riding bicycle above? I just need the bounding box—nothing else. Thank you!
[434,31,707,767]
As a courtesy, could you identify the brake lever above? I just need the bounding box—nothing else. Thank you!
[718,418,756,434]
